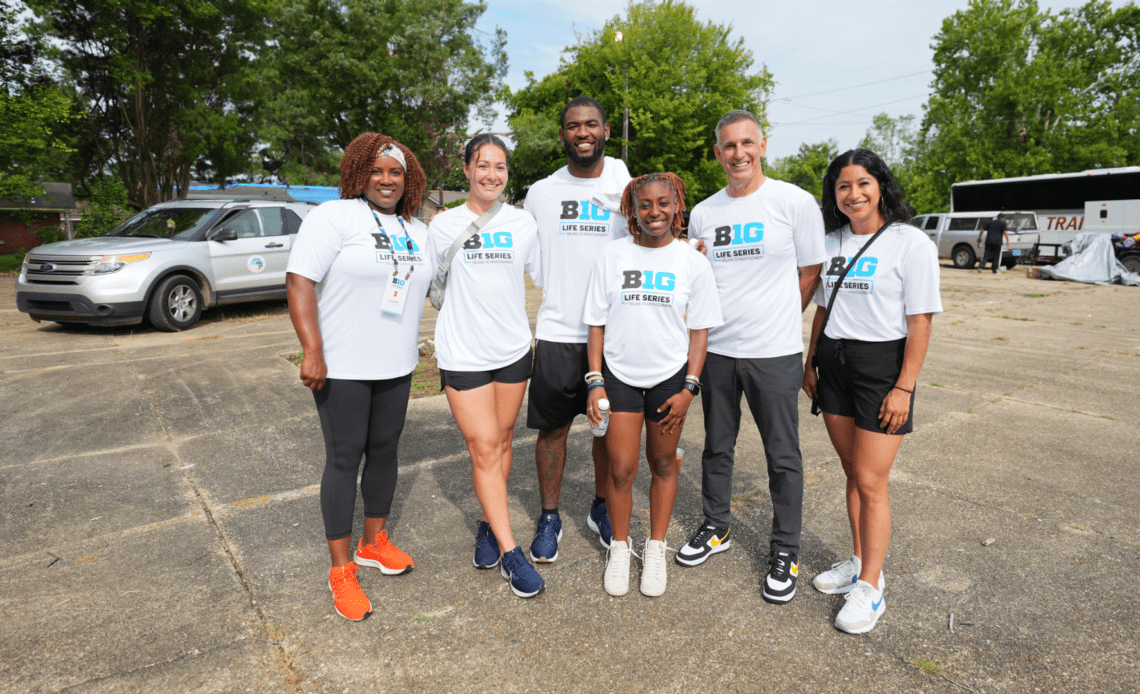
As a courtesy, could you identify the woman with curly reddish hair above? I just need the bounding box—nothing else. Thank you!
[583,172,723,598]
[286,132,431,621]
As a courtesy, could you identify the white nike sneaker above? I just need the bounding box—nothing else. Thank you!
[835,580,885,634]
[640,539,668,597]
[812,555,885,594]
[604,539,632,596]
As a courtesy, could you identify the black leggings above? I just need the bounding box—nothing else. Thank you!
[313,375,413,541]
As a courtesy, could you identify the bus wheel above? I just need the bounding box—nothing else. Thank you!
[953,245,976,269]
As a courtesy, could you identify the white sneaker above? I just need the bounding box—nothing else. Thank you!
[835,580,885,634]
[812,555,885,594]
[640,539,668,597]
[604,539,632,596]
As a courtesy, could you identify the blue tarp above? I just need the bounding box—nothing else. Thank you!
[188,183,339,205]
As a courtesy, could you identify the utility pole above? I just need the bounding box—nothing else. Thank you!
[616,30,629,163]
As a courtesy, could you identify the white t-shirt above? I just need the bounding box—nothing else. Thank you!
[429,204,543,371]
[813,222,943,341]
[525,159,630,344]
[689,178,827,358]
[583,237,723,388]
[286,198,432,380]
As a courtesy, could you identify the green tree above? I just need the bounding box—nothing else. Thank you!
[507,0,773,204]
[765,140,838,202]
[913,0,1140,210]
[26,0,271,208]
[72,177,131,239]
[0,0,75,202]
[255,0,507,194]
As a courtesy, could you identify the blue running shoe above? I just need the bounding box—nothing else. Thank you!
[473,521,500,569]
[500,546,545,598]
[529,513,563,563]
[587,500,613,549]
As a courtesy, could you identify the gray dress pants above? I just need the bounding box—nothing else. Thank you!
[699,352,804,556]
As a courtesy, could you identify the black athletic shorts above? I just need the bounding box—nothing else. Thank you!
[601,364,687,424]
[440,347,533,391]
[817,335,914,435]
[526,340,591,430]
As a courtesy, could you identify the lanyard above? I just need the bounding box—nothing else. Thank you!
[366,201,415,279]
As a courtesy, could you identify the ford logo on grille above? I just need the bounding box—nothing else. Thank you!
[39,263,55,272]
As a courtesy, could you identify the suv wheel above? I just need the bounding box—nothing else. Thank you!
[148,275,203,331]
[953,244,977,269]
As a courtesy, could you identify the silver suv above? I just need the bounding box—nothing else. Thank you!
[16,198,316,330]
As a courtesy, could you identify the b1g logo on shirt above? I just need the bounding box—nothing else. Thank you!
[462,231,515,264]
[620,269,675,306]
[710,222,765,262]
[823,255,877,294]
[559,200,612,237]
[373,232,424,264]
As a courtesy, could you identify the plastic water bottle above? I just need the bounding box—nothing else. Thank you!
[592,398,610,437]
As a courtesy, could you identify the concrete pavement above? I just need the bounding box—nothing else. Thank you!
[0,268,1137,693]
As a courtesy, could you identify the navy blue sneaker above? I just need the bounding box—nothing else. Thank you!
[529,513,563,563]
[587,500,613,549]
[500,546,545,598]
[473,521,500,569]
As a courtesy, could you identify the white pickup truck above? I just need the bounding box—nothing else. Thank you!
[910,211,1040,269]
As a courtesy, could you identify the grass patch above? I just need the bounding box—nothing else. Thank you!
[929,382,944,387]
[0,251,27,273]
[967,408,973,414]
[998,315,1034,321]
[1076,345,1088,350]
[1027,293,1046,297]
[914,657,944,676]
[991,336,1009,341]
[412,615,436,623]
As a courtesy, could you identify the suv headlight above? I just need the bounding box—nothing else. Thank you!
[92,253,151,274]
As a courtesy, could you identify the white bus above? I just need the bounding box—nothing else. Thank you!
[950,167,1140,259]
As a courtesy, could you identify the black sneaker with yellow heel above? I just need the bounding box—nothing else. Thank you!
[763,551,799,604]
[674,522,731,567]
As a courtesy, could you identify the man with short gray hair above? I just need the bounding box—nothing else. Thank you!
[677,110,826,605]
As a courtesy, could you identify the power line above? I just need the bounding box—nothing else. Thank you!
[772,93,931,128]
[779,70,932,100]
[785,48,930,93]
[763,0,916,64]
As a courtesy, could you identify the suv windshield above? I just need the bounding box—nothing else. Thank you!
[106,207,219,240]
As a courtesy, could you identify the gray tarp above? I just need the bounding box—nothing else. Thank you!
[1038,232,1140,286]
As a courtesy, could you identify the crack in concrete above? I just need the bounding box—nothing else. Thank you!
[51,636,258,693]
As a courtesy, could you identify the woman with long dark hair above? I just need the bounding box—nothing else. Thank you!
[584,172,723,597]
[430,134,547,598]
[803,149,942,633]
[286,133,430,621]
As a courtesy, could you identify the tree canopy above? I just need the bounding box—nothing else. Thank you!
[506,0,772,204]
[0,0,74,202]
[908,0,1140,211]
[255,0,507,194]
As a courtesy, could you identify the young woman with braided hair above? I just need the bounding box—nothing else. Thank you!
[583,173,723,597]
[286,132,430,620]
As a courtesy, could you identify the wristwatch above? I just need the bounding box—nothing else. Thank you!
[682,381,700,396]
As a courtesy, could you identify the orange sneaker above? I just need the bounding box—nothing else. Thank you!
[328,562,371,621]
[354,529,414,576]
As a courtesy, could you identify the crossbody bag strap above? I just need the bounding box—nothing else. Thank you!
[817,220,893,343]
[811,220,892,416]
[438,201,503,276]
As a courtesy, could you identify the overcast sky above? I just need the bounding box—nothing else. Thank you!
[473,0,1127,160]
